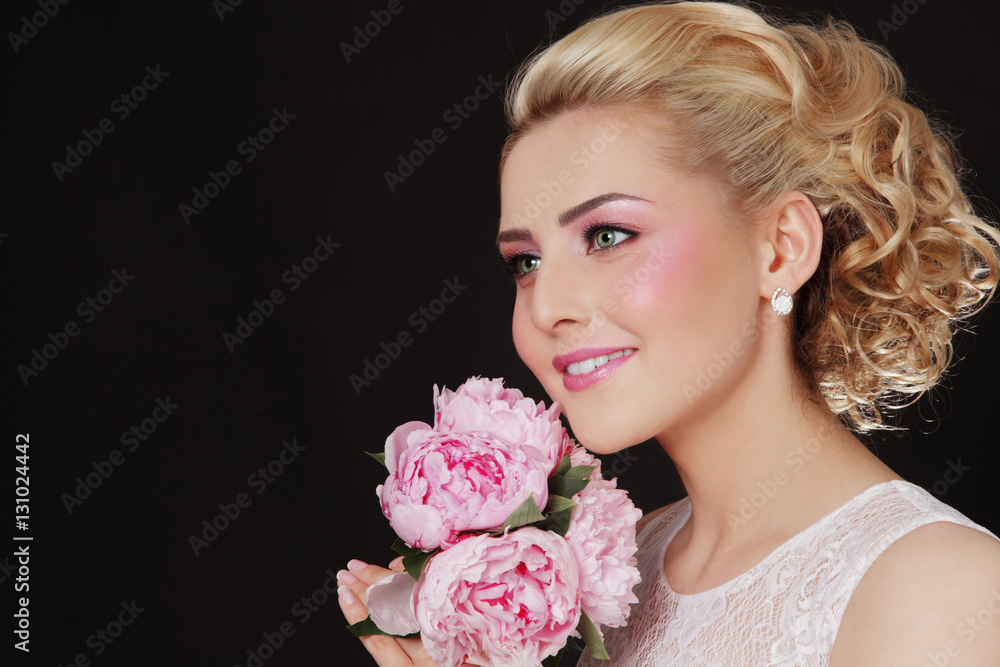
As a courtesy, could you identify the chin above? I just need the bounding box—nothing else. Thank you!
[562,408,648,456]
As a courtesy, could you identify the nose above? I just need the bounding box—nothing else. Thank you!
[528,253,594,335]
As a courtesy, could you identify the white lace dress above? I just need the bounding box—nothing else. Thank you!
[576,480,998,666]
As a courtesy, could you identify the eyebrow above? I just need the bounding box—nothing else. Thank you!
[496,192,649,245]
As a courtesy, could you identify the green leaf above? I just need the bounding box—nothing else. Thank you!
[555,452,572,477]
[391,538,423,559]
[541,647,565,667]
[403,549,435,580]
[565,464,597,480]
[347,615,419,639]
[391,538,437,580]
[499,494,546,533]
[544,494,576,514]
[549,475,589,500]
[534,507,573,537]
[366,451,387,466]
[577,610,609,660]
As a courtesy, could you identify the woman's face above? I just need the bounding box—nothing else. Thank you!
[498,108,763,454]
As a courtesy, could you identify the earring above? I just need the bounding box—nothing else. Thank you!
[771,287,793,316]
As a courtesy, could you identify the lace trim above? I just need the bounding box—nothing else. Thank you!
[577,480,998,667]
[654,480,909,598]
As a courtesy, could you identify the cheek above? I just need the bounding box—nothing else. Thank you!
[622,226,703,316]
[511,295,539,368]
[624,224,756,384]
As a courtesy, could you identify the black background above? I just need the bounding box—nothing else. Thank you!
[6,0,1000,665]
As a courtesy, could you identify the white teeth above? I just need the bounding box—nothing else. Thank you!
[565,349,635,376]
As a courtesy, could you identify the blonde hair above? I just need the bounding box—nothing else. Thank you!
[501,1,1000,432]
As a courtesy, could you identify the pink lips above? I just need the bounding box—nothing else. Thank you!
[552,347,636,392]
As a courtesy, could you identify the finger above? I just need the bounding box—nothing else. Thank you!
[337,575,414,667]
[335,561,384,608]
[396,636,441,667]
[340,579,432,665]
[335,569,369,625]
[348,559,399,587]
[337,561,396,623]
[361,633,418,667]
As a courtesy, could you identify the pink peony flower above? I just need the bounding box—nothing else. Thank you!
[565,473,642,631]
[363,378,643,661]
[378,426,554,551]
[414,527,581,667]
[433,377,567,465]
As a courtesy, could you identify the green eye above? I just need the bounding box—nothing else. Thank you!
[517,256,540,274]
[592,227,632,250]
[595,229,617,248]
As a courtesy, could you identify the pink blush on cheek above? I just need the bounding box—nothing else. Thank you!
[620,227,703,312]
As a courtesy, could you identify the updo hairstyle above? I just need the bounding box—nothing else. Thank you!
[501,1,1000,431]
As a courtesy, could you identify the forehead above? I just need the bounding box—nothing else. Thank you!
[499,108,665,230]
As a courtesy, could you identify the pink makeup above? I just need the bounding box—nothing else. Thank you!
[553,347,637,391]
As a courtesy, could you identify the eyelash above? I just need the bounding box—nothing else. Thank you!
[497,223,636,279]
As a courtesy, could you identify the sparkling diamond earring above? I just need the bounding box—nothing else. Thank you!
[771,287,793,316]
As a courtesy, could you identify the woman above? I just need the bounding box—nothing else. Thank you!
[338,2,1000,664]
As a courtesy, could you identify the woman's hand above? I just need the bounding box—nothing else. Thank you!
[337,558,442,667]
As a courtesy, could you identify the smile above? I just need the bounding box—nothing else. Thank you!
[565,349,635,376]
[553,347,637,392]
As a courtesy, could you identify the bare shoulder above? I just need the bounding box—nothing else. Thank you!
[830,521,1000,666]
[635,499,684,537]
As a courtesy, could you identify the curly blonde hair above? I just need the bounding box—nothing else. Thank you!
[500,1,1000,432]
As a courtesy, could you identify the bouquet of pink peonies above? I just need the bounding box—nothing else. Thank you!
[348,377,642,667]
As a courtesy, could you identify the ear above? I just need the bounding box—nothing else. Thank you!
[756,190,823,301]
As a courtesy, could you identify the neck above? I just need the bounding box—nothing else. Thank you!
[656,328,898,563]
